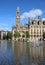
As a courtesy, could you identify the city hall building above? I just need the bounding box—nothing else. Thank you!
[12,7,45,41]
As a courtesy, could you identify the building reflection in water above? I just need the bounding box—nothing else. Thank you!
[12,41,45,65]
[0,40,7,52]
[12,41,27,65]
[43,41,45,59]
[0,40,15,65]
[26,41,44,65]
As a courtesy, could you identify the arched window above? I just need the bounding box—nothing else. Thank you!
[38,21,39,25]
[43,21,45,25]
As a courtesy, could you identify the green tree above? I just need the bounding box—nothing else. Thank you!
[14,31,20,38]
[24,31,30,38]
[7,31,12,39]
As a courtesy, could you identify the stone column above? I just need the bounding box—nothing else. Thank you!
[5,31,7,36]
[1,31,3,40]
[12,30,14,40]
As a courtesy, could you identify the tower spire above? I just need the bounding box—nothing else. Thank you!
[28,17,30,24]
[17,6,19,10]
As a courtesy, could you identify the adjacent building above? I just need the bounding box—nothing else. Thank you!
[29,16,45,41]
[0,30,8,40]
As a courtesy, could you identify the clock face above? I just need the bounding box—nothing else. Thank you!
[16,16,20,18]
[34,21,36,23]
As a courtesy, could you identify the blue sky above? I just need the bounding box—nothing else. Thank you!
[0,0,45,31]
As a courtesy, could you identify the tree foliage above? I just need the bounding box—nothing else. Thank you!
[7,31,12,39]
[24,31,30,38]
[26,31,30,38]
[14,31,20,38]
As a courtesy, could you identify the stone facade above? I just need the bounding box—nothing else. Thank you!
[12,7,45,41]
[29,16,45,41]
[12,7,29,40]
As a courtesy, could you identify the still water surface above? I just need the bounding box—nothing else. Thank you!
[0,40,45,65]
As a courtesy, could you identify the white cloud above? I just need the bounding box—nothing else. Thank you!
[42,18,45,20]
[21,9,43,20]
[0,23,8,27]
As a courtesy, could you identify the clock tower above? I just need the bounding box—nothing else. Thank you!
[16,7,20,26]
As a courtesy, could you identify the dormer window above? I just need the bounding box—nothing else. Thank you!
[32,20,36,25]
[33,21,36,24]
